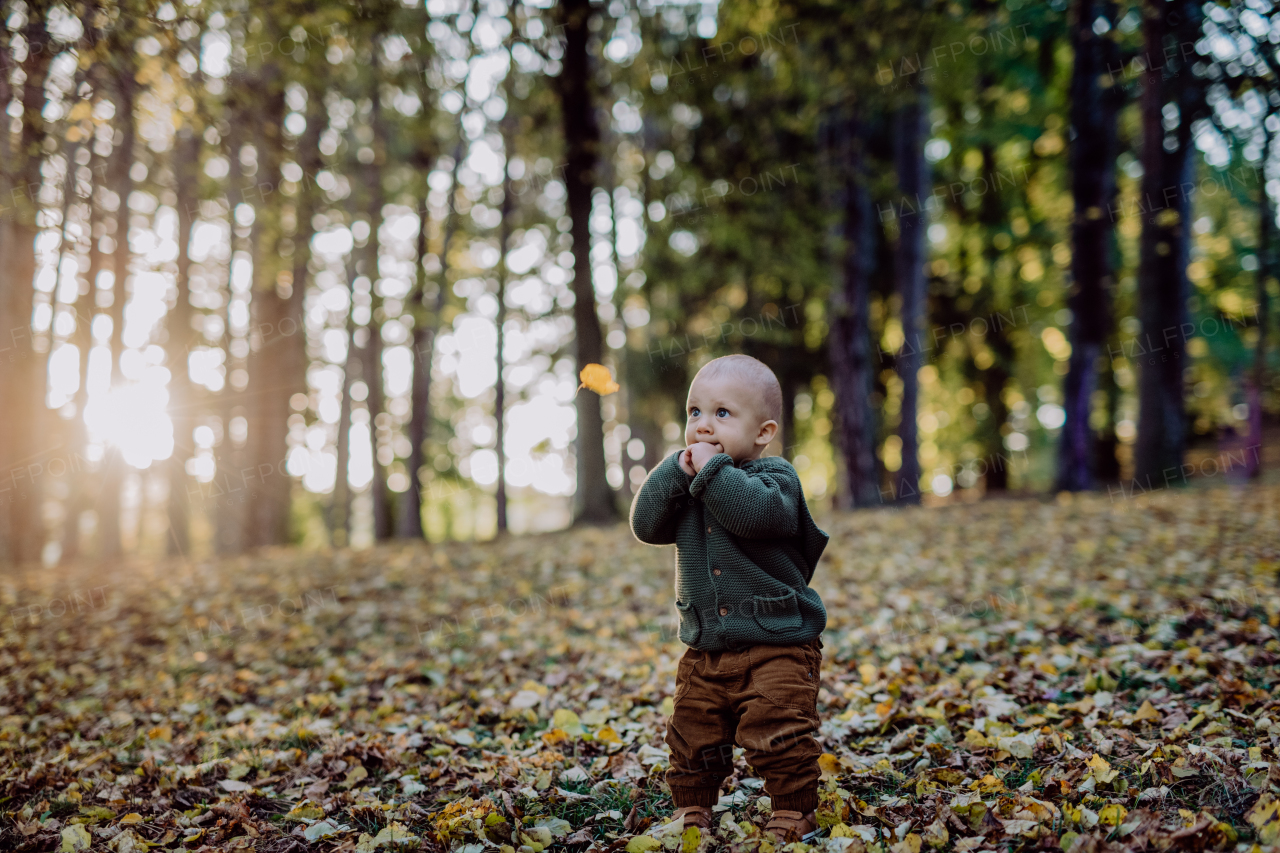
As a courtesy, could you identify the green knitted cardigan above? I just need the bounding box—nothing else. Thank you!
[629,451,828,651]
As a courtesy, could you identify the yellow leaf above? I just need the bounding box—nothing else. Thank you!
[681,825,702,853]
[890,832,922,853]
[109,829,147,853]
[595,725,622,744]
[859,663,878,685]
[119,813,145,825]
[1098,804,1127,827]
[626,836,662,853]
[818,752,841,780]
[1086,753,1112,775]
[578,363,620,396]
[1247,795,1280,845]
[343,764,369,788]
[285,803,326,822]
[541,727,570,747]
[552,708,584,736]
[963,729,992,749]
[1133,700,1160,723]
[61,825,92,852]
[921,818,949,848]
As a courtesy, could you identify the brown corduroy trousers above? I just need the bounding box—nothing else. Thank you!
[664,638,822,815]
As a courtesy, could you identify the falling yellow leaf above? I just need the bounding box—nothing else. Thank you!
[578,363,620,395]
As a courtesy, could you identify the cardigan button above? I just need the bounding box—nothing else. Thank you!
[719,607,729,617]
[712,568,721,576]
[707,525,712,533]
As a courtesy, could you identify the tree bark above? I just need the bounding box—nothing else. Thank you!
[398,199,430,540]
[333,250,358,547]
[215,93,249,555]
[63,143,104,562]
[495,126,514,535]
[97,61,137,560]
[556,0,615,524]
[1247,127,1271,479]
[242,30,300,549]
[1134,0,1200,485]
[363,61,392,543]
[0,16,53,565]
[828,107,880,508]
[977,141,1013,492]
[1057,0,1123,492]
[166,123,200,556]
[892,88,928,504]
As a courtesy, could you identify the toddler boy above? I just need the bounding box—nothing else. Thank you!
[630,355,829,843]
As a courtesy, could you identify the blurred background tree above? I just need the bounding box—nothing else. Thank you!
[0,0,1276,563]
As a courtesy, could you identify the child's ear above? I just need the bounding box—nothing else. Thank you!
[755,420,779,447]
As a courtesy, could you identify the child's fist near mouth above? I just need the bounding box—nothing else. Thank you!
[680,441,724,476]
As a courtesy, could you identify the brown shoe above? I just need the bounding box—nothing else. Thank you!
[764,809,818,844]
[673,805,714,831]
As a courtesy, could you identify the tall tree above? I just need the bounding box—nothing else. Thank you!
[166,120,200,555]
[1057,0,1123,491]
[362,36,393,542]
[892,87,928,504]
[97,18,139,560]
[555,0,614,523]
[0,12,52,564]
[1134,0,1203,485]
[494,115,514,535]
[828,107,881,507]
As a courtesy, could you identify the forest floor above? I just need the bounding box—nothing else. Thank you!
[2,483,1280,853]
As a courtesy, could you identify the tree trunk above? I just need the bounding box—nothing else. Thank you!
[364,45,393,542]
[495,123,514,535]
[557,0,615,524]
[98,65,137,560]
[398,199,430,540]
[333,251,358,547]
[1134,0,1199,485]
[977,141,1013,493]
[1248,127,1271,479]
[63,145,104,562]
[892,88,928,504]
[0,17,53,565]
[243,38,300,549]
[1057,0,1123,492]
[166,124,200,556]
[829,107,880,508]
[215,96,249,555]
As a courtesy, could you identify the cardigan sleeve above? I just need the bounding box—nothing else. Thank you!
[691,454,800,539]
[629,451,692,545]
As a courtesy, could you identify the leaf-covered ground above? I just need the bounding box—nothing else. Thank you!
[2,485,1280,853]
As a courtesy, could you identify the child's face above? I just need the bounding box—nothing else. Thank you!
[684,371,777,463]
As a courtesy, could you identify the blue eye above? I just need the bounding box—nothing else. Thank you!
[716,408,729,418]
[689,407,700,417]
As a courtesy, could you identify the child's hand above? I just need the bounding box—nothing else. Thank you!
[679,448,697,477]
[688,441,723,473]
